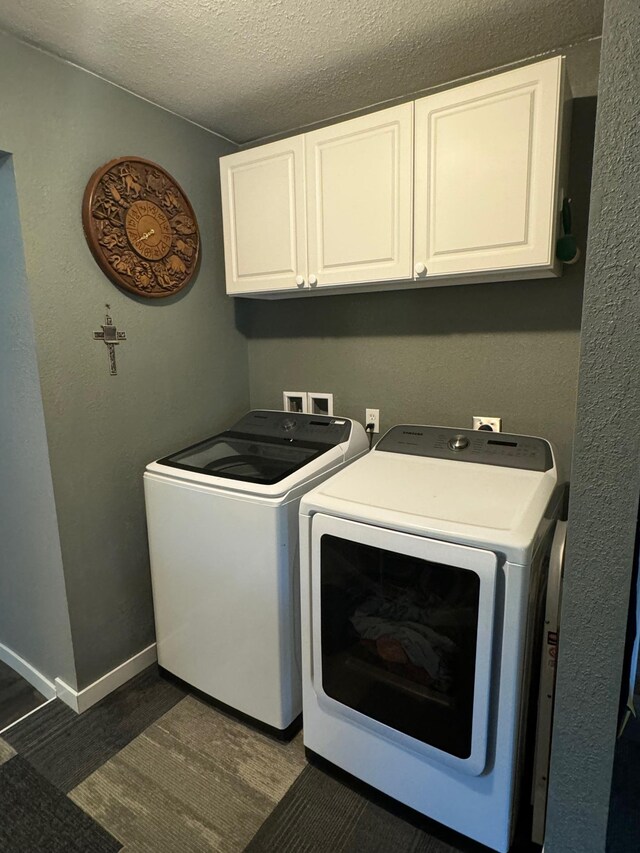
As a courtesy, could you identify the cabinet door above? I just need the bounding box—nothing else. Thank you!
[220,136,307,294]
[305,104,413,288]
[414,57,564,279]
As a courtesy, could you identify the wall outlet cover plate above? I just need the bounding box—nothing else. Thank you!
[473,416,502,432]
[366,408,380,433]
[308,392,334,416]
[283,391,309,413]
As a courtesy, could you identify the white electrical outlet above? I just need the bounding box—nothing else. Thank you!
[366,408,380,433]
[473,416,502,432]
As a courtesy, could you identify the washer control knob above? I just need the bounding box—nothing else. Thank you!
[281,418,297,432]
[295,275,305,287]
[448,434,470,451]
[415,262,427,277]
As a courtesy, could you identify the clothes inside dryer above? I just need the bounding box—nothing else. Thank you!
[320,533,480,758]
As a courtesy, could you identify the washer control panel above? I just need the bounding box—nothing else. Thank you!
[448,434,470,451]
[230,410,352,445]
[377,425,553,472]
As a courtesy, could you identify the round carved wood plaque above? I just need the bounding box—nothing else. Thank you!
[82,157,200,299]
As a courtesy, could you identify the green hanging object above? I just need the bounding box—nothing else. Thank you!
[556,197,580,264]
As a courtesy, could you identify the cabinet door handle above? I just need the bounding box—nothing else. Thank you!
[414,262,427,277]
[308,274,318,287]
[295,275,306,288]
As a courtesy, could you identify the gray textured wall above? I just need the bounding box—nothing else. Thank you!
[0,154,76,686]
[0,33,248,689]
[545,1,640,850]
[241,97,597,481]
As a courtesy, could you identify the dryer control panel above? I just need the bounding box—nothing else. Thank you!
[376,425,553,472]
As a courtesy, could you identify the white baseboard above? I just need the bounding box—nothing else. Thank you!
[0,642,57,700]
[55,643,157,714]
[0,696,57,735]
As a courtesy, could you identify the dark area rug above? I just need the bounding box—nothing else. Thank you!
[0,660,47,731]
[0,755,121,852]
[4,665,185,791]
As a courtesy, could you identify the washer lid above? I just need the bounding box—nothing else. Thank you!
[149,410,354,493]
[156,431,332,486]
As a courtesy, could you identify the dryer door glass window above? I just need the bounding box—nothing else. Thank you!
[320,534,480,758]
[159,432,327,484]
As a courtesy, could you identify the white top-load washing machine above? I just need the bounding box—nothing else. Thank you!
[299,424,562,851]
[144,410,368,734]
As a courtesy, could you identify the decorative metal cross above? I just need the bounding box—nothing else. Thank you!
[93,309,127,375]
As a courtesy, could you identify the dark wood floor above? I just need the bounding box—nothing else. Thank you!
[0,659,48,731]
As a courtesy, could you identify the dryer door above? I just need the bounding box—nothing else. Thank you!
[310,514,497,776]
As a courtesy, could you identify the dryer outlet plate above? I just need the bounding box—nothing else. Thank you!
[473,416,502,432]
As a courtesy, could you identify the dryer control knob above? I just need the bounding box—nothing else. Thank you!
[448,434,470,451]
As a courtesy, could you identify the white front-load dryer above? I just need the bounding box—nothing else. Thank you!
[299,424,562,850]
[144,410,367,734]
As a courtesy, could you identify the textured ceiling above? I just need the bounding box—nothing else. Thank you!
[0,0,603,143]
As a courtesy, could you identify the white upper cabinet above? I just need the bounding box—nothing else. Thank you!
[305,103,414,289]
[220,57,569,298]
[414,57,565,280]
[220,136,307,294]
